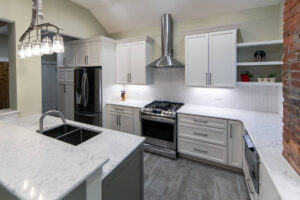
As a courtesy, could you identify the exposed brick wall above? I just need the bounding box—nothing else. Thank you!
[282,0,300,176]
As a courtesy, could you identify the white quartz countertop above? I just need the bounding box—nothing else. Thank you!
[178,105,300,200]
[8,114,145,180]
[106,99,151,108]
[0,120,108,200]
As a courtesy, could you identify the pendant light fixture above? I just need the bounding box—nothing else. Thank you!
[18,0,64,59]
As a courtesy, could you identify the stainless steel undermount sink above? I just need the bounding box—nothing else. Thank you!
[37,123,101,146]
[37,110,101,146]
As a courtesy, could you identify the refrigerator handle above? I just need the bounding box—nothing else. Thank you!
[82,73,87,107]
[85,73,89,107]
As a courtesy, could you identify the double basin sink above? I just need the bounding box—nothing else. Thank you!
[38,124,101,146]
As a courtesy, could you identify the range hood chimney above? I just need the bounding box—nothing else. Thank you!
[148,14,184,68]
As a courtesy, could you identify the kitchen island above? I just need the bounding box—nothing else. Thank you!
[0,114,145,200]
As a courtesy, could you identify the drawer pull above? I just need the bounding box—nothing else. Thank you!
[193,132,208,137]
[114,109,124,112]
[193,119,208,123]
[193,148,208,154]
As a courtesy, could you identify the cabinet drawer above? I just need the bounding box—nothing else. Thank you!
[107,105,133,115]
[178,122,227,146]
[178,138,227,165]
[178,114,227,129]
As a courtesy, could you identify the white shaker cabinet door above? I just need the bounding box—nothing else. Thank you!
[57,52,65,68]
[130,41,146,84]
[116,43,130,84]
[87,42,102,66]
[65,84,74,120]
[65,46,75,67]
[185,34,209,87]
[58,83,67,117]
[209,30,237,88]
[120,113,134,134]
[107,111,120,131]
[228,120,244,168]
[76,44,89,67]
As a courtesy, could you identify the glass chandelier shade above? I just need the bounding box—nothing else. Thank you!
[18,44,26,58]
[32,40,42,56]
[24,43,32,57]
[41,36,53,54]
[52,34,64,53]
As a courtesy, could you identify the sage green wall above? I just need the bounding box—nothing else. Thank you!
[110,4,282,64]
[0,0,107,116]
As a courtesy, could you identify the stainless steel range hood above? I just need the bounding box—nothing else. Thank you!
[148,14,184,68]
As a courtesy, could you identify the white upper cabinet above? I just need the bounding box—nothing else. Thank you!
[57,43,75,68]
[76,41,102,67]
[185,34,209,87]
[116,43,130,84]
[185,29,237,88]
[116,37,153,85]
[88,42,102,66]
[76,43,89,67]
[209,30,237,87]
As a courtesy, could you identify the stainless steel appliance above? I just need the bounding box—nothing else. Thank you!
[74,67,102,126]
[147,14,184,68]
[244,132,260,194]
[141,101,183,159]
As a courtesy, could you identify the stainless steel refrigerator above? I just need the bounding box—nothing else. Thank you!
[74,67,102,126]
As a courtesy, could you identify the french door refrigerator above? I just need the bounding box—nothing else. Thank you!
[74,67,102,126]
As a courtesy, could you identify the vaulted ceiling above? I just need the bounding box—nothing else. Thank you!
[71,0,281,34]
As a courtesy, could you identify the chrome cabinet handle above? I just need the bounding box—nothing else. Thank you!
[194,132,208,137]
[193,119,208,123]
[63,84,66,93]
[229,124,232,138]
[129,73,132,83]
[86,56,89,65]
[209,73,212,85]
[246,178,254,194]
[116,115,119,126]
[193,148,208,154]
[127,73,130,83]
[206,73,208,85]
[119,115,121,126]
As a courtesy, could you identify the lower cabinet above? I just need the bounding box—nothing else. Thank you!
[58,83,74,120]
[179,137,228,164]
[259,162,281,200]
[106,105,141,135]
[57,68,74,120]
[178,113,244,169]
[228,120,244,168]
[102,145,144,200]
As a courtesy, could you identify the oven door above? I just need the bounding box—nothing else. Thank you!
[141,115,176,150]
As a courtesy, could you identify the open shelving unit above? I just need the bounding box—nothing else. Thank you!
[237,39,283,86]
[237,61,283,66]
[237,82,282,87]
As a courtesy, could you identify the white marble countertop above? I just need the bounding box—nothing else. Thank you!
[0,120,108,200]
[0,108,19,116]
[8,114,145,180]
[106,99,151,108]
[178,105,300,200]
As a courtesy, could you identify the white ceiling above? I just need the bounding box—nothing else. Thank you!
[71,0,281,33]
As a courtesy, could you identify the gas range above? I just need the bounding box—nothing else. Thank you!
[141,101,184,118]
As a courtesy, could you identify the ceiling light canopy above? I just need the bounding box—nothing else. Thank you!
[18,0,64,59]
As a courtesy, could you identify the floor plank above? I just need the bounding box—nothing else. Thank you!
[144,153,250,200]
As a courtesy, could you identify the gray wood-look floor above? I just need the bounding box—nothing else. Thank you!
[144,153,250,200]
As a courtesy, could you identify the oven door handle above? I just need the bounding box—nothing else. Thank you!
[141,115,176,124]
[243,134,255,151]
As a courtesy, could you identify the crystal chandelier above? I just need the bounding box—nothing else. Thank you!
[18,0,64,59]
